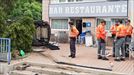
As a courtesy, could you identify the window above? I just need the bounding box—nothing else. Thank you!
[107,0,120,1]
[76,0,83,1]
[51,0,59,4]
[59,0,66,2]
[68,0,74,2]
[107,0,127,1]
[97,18,127,30]
[51,19,68,29]
[106,20,111,30]
[82,0,106,2]
[111,19,127,25]
[97,18,111,30]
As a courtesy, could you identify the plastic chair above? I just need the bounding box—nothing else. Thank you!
[128,42,134,59]
[79,32,86,44]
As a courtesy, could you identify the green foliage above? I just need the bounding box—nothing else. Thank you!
[11,0,42,20]
[0,7,7,37]
[0,0,41,52]
[3,16,35,52]
[0,0,17,15]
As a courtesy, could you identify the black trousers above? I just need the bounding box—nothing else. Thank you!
[112,34,116,56]
[70,37,76,56]
[125,35,131,57]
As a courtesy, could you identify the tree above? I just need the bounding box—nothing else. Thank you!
[10,0,42,21]
[3,16,35,52]
[0,0,17,37]
[0,7,6,37]
[0,0,16,15]
[0,0,42,52]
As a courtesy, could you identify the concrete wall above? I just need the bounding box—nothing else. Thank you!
[50,30,69,43]
[0,63,10,75]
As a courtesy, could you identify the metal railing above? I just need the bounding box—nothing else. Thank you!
[0,38,11,64]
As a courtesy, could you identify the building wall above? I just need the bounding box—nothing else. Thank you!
[50,18,69,43]
[82,18,96,36]
[82,0,106,2]
[42,0,132,45]
[50,30,69,43]
[50,0,107,4]
[82,18,113,46]
[82,18,96,43]
[42,0,49,22]
[50,27,69,43]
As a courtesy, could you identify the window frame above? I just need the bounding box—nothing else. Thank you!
[59,0,66,2]
[68,0,75,2]
[51,18,69,31]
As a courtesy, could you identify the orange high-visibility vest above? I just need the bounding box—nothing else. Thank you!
[96,24,106,40]
[125,25,133,36]
[116,24,126,37]
[110,25,118,35]
[69,26,79,38]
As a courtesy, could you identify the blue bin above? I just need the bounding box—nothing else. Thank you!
[79,30,91,44]
[79,32,86,44]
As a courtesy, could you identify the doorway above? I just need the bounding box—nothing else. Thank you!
[76,19,82,35]
[70,18,82,36]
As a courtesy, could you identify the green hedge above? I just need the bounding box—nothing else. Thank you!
[3,16,35,52]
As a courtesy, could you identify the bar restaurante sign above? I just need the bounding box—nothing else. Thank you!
[49,1,127,17]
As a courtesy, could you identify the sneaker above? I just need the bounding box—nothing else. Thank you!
[68,55,72,57]
[71,56,76,58]
[98,56,102,59]
[120,58,125,61]
[113,54,115,57]
[102,57,109,60]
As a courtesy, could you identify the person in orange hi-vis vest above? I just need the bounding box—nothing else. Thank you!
[115,20,126,61]
[110,20,119,57]
[96,20,109,60]
[68,21,79,58]
[125,20,133,57]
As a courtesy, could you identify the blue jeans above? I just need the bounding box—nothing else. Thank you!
[97,39,106,57]
[115,37,125,58]
[125,36,131,44]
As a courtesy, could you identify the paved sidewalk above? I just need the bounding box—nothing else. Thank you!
[10,52,56,66]
[41,44,134,75]
[10,43,134,75]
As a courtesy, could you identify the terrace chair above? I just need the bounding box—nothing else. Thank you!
[126,40,134,60]
[128,42,134,59]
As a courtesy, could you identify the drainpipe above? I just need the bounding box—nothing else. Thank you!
[42,0,50,22]
[128,0,134,26]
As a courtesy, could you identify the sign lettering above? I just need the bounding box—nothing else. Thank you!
[49,1,128,17]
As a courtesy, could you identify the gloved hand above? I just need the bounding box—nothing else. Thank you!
[114,37,117,42]
[114,39,117,42]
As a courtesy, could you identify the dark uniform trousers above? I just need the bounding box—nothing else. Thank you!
[112,34,116,56]
[70,37,76,56]
[125,35,131,57]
